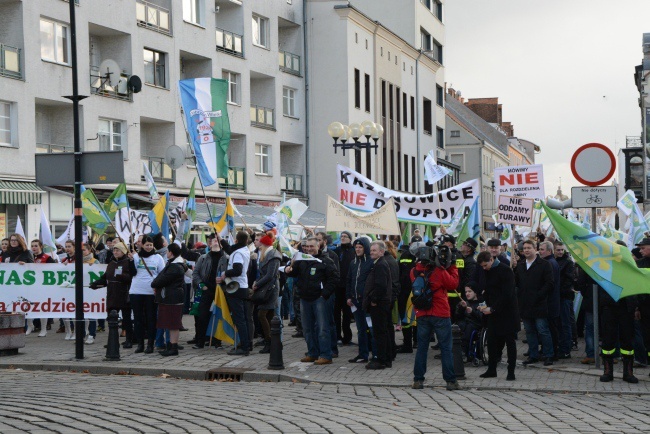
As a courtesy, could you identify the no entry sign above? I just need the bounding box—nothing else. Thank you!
[570,143,616,187]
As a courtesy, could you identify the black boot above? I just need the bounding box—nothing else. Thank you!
[259,339,271,354]
[397,327,413,353]
[600,356,614,382]
[122,330,133,349]
[144,339,154,354]
[134,339,145,354]
[622,355,638,384]
[159,342,170,354]
[506,365,516,381]
[161,343,179,357]
[480,362,498,378]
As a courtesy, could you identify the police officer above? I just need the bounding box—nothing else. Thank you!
[396,237,422,353]
[440,234,464,319]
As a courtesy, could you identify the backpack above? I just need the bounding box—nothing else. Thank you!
[411,270,434,310]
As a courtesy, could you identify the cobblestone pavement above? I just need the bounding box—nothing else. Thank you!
[1,370,649,433]
[2,317,650,393]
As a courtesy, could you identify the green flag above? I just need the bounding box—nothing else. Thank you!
[541,201,650,300]
[81,188,111,236]
[455,198,481,250]
[104,183,128,221]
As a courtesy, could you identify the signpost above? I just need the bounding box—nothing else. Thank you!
[571,186,618,208]
[570,143,616,369]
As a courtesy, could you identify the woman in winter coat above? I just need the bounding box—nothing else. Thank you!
[90,242,134,348]
[129,235,166,354]
[252,234,281,353]
[151,243,188,357]
[4,234,34,264]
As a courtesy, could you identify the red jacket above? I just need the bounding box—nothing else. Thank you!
[410,263,459,318]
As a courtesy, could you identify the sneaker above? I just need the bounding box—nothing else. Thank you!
[301,356,317,363]
[572,342,579,351]
[314,358,333,365]
[543,360,553,366]
[85,336,95,345]
[446,381,460,391]
[522,358,540,365]
[412,380,424,390]
[64,332,74,340]
[348,355,368,363]
[25,324,34,336]
[38,330,47,337]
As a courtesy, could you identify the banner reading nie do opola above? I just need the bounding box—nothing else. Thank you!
[0,263,107,319]
[336,164,479,225]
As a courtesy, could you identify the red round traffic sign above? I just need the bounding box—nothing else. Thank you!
[570,143,616,187]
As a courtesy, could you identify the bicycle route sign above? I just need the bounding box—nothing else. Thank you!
[571,186,618,208]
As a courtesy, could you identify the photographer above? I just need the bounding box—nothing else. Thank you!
[410,244,460,391]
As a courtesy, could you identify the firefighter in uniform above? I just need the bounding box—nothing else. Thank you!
[634,238,650,370]
[440,234,464,319]
[395,237,422,353]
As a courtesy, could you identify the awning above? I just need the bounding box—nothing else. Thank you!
[0,181,45,205]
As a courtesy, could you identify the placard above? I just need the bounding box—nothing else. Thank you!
[497,195,534,226]
[326,196,400,235]
[494,164,545,201]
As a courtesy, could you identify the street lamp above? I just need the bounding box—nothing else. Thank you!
[328,120,383,155]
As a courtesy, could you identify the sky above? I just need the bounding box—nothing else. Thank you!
[444,0,650,197]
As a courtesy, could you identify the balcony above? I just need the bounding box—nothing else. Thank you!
[136,0,172,35]
[250,105,275,130]
[0,44,21,79]
[218,166,246,191]
[216,27,243,58]
[142,157,175,185]
[281,174,302,195]
[90,66,132,102]
[36,143,73,153]
[279,51,300,76]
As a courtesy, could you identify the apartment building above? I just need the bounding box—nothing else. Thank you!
[305,0,445,213]
[0,0,307,240]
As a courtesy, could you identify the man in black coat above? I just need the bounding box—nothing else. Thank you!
[476,251,519,380]
[396,239,420,353]
[635,238,650,367]
[317,231,340,357]
[363,241,393,370]
[554,241,576,358]
[516,239,555,366]
[457,237,478,297]
[334,231,355,344]
[539,241,561,360]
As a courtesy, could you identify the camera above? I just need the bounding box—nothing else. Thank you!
[414,245,437,264]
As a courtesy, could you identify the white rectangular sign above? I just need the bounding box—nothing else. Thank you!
[494,164,546,201]
[497,195,534,226]
[0,263,107,319]
[571,186,618,208]
[326,196,400,235]
[115,208,152,244]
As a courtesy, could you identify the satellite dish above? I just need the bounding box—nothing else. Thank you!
[165,145,186,170]
[98,59,121,87]
[128,75,142,93]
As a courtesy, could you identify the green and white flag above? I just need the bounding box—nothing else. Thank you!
[142,162,159,201]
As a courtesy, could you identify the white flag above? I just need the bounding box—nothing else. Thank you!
[275,198,308,224]
[278,233,297,258]
[55,215,87,245]
[423,151,452,185]
[142,162,160,200]
[291,251,322,263]
[617,190,638,217]
[15,215,26,240]
[40,209,57,253]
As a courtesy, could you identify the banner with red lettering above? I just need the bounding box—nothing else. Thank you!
[0,263,107,319]
[336,164,479,225]
[494,164,545,202]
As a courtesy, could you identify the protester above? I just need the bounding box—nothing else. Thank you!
[554,241,576,358]
[129,235,166,354]
[636,238,650,370]
[26,240,55,337]
[334,231,355,345]
[576,266,597,364]
[4,234,33,264]
[316,231,340,358]
[58,240,75,339]
[0,237,8,262]
[411,245,460,391]
[285,237,339,365]
[539,241,561,360]
[151,243,189,357]
[363,241,393,369]
[383,240,400,361]
[476,251,519,380]
[81,243,99,344]
[252,234,281,354]
[346,237,374,363]
[395,239,421,354]
[516,239,555,366]
[97,237,115,264]
[454,282,483,358]
[457,237,478,299]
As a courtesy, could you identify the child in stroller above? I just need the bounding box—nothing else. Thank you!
[455,282,485,365]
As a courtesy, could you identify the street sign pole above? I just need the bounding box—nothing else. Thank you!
[591,207,600,369]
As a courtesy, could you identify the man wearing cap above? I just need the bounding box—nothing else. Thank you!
[457,237,478,299]
[395,237,421,353]
[334,231,355,345]
[635,238,650,368]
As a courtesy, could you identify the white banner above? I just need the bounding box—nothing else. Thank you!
[424,151,452,185]
[497,195,534,226]
[336,164,479,225]
[0,263,107,319]
[115,208,152,244]
[326,196,400,235]
[494,164,545,201]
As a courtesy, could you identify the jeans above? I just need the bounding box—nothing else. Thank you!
[281,282,293,320]
[352,303,371,360]
[559,299,573,354]
[155,328,170,347]
[327,295,338,355]
[414,316,456,383]
[130,294,156,342]
[522,317,554,360]
[85,319,96,338]
[584,312,594,358]
[368,304,391,364]
[301,297,332,360]
[226,292,250,350]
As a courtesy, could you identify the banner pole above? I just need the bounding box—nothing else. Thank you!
[591,207,600,369]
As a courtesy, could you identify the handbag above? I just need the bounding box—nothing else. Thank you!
[251,283,274,304]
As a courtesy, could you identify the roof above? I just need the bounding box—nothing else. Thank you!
[445,95,510,158]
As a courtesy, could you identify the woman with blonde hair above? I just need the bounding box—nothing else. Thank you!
[251,233,281,354]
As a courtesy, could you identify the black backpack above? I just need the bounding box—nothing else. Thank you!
[411,269,434,310]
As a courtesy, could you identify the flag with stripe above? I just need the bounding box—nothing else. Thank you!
[178,78,231,186]
[104,183,129,221]
[149,190,170,236]
[455,197,481,250]
[206,284,237,345]
[142,162,159,201]
[206,190,235,237]
[81,187,111,236]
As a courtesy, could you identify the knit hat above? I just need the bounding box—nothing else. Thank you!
[340,231,353,241]
[263,221,277,232]
[259,234,274,246]
[112,242,128,255]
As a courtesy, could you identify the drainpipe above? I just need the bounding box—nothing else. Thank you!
[415,50,424,193]
[372,21,379,177]
[303,0,310,205]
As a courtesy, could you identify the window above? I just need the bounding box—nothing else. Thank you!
[283,87,296,117]
[423,98,432,135]
[434,0,443,21]
[182,0,203,26]
[99,119,124,153]
[396,87,400,124]
[355,33,358,43]
[420,29,431,51]
[451,130,460,137]
[402,93,408,128]
[433,40,443,64]
[222,71,240,104]
[436,85,444,107]
[436,127,444,149]
[252,14,269,48]
[40,18,69,64]
[144,48,166,87]
[364,74,371,112]
[0,101,15,147]
[354,68,360,109]
[410,96,415,130]
[255,144,270,175]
